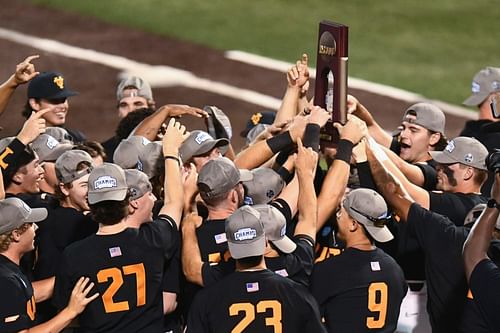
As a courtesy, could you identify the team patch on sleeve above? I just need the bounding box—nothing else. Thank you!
[109,246,122,257]
[214,233,227,244]
[246,282,259,293]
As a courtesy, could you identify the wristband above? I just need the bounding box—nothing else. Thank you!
[335,139,354,164]
[487,199,500,210]
[275,146,295,166]
[266,131,293,154]
[277,166,294,184]
[164,155,180,164]
[302,123,320,152]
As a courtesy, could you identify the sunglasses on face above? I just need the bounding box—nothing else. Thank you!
[348,205,392,228]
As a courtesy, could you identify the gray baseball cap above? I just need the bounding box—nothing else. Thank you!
[179,130,229,163]
[226,205,266,259]
[243,167,285,205]
[113,136,150,169]
[116,76,153,102]
[343,188,393,243]
[253,204,296,254]
[55,149,94,184]
[124,169,152,200]
[402,103,445,134]
[197,157,253,198]
[463,67,500,106]
[31,134,73,162]
[45,127,73,144]
[246,123,269,145]
[137,141,162,179]
[0,197,47,234]
[88,163,129,204]
[429,136,488,170]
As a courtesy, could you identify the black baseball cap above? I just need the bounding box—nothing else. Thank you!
[28,72,78,99]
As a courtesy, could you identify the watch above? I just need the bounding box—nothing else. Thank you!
[487,198,500,210]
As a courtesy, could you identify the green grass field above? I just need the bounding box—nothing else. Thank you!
[31,0,500,107]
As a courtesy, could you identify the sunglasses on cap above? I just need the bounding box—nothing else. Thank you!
[347,205,392,228]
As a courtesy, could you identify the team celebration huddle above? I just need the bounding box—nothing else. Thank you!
[0,53,499,333]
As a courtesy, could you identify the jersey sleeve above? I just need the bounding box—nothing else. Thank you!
[415,162,438,190]
[0,276,33,333]
[52,251,76,311]
[162,246,181,294]
[470,258,500,331]
[139,215,180,260]
[185,291,210,333]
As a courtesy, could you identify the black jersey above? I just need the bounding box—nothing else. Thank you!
[311,247,407,333]
[0,255,36,333]
[407,203,491,332]
[53,215,179,333]
[429,191,487,226]
[187,269,326,333]
[470,259,500,333]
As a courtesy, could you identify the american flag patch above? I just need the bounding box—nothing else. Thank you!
[370,261,381,271]
[214,233,227,244]
[246,282,259,293]
[109,246,122,257]
[275,269,288,277]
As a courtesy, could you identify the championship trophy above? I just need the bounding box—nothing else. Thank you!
[314,20,348,147]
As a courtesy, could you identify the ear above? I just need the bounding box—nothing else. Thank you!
[129,199,139,210]
[428,132,441,147]
[59,184,70,197]
[11,230,22,242]
[28,98,40,111]
[349,219,358,232]
[463,167,474,181]
[12,171,24,185]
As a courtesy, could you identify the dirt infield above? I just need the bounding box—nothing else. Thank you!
[0,1,472,149]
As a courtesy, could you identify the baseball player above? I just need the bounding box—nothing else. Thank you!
[186,205,326,332]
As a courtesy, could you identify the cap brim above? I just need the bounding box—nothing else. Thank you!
[228,235,266,259]
[365,225,394,243]
[429,151,458,165]
[42,144,74,162]
[239,169,253,182]
[463,92,488,106]
[88,188,128,204]
[271,236,297,254]
[49,90,78,99]
[25,207,48,223]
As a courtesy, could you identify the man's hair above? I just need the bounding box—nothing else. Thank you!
[236,255,263,268]
[89,193,130,225]
[199,185,234,208]
[0,223,31,252]
[74,141,107,161]
[473,168,489,186]
[429,131,448,151]
[53,161,93,201]
[115,107,155,140]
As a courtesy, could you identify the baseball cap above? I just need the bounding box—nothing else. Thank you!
[137,141,162,179]
[55,150,94,184]
[44,127,73,144]
[0,197,47,234]
[246,123,270,145]
[197,157,253,199]
[429,136,488,170]
[240,111,276,137]
[31,134,73,162]
[0,137,36,178]
[226,205,266,259]
[253,204,296,253]
[243,167,285,205]
[88,163,128,204]
[116,76,153,102]
[343,188,393,243]
[27,72,78,99]
[463,67,500,106]
[113,136,150,169]
[179,130,229,163]
[124,169,152,200]
[402,103,445,134]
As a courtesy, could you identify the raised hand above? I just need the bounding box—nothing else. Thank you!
[14,55,40,85]
[17,109,51,145]
[308,105,330,128]
[334,114,368,145]
[162,118,188,156]
[295,137,318,177]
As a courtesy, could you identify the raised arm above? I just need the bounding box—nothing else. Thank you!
[381,145,426,186]
[367,146,414,221]
[0,55,39,117]
[132,104,207,140]
[348,95,393,148]
[159,118,189,226]
[181,213,204,286]
[317,115,367,230]
[463,172,500,282]
[293,138,318,241]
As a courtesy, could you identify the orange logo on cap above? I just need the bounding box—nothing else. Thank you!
[251,112,262,125]
[53,76,64,90]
